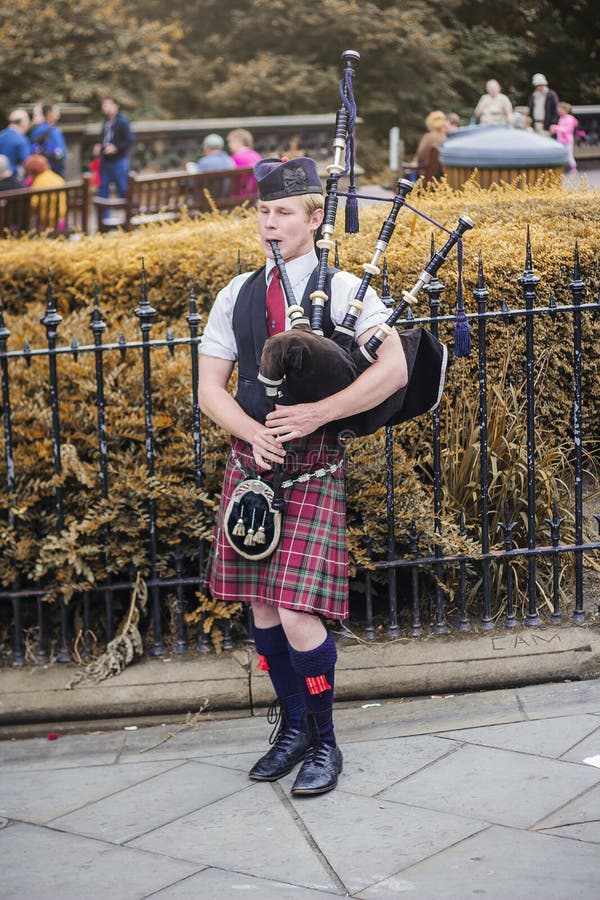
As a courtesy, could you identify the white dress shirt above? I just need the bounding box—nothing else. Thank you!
[199,248,388,361]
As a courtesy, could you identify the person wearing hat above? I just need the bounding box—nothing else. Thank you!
[198,156,407,796]
[195,133,235,173]
[528,74,560,135]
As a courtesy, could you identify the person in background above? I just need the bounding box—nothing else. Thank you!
[0,109,31,176]
[474,79,513,126]
[23,153,67,230]
[30,104,45,128]
[445,113,461,134]
[550,102,579,173]
[0,153,24,191]
[227,128,261,168]
[227,128,261,195]
[93,97,134,209]
[29,103,67,176]
[195,133,235,172]
[511,106,533,130]
[414,110,447,183]
[528,74,559,135]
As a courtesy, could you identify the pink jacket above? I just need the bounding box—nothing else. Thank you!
[552,114,578,145]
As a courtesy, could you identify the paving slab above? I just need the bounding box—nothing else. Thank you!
[145,868,342,899]
[329,689,525,743]
[0,822,202,900]
[437,713,600,758]
[117,714,269,762]
[534,781,600,833]
[538,821,600,843]
[357,824,600,900]
[516,678,600,719]
[560,723,600,763]
[380,743,600,828]
[287,790,485,894]
[312,735,458,798]
[128,783,339,893]
[50,759,252,844]
[200,734,459,797]
[0,728,125,771]
[0,759,181,824]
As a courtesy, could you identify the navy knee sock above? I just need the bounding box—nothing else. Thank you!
[288,632,337,747]
[251,623,305,730]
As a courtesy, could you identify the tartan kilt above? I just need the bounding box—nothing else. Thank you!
[206,431,348,620]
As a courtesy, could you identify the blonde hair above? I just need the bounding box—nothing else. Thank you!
[256,192,324,218]
[557,101,572,115]
[301,192,324,217]
[227,128,254,148]
[425,110,447,132]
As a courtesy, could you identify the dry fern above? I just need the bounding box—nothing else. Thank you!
[67,571,148,687]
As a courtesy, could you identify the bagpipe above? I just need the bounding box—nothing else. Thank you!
[257,49,474,440]
[224,50,474,562]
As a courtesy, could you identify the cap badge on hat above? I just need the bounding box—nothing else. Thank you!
[282,165,308,193]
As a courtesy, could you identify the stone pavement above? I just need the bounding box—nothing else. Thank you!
[1,678,599,899]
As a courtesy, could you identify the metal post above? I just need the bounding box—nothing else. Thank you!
[134,260,164,656]
[517,229,540,626]
[40,274,70,661]
[569,243,585,623]
[473,252,493,629]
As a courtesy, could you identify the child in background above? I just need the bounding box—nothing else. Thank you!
[550,102,579,173]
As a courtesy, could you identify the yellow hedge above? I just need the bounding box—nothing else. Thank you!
[0,178,598,618]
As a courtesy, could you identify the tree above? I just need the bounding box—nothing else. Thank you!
[1,0,597,154]
[0,0,182,117]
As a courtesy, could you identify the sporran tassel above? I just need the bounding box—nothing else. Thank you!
[253,510,267,545]
[243,508,256,546]
[232,503,246,537]
[453,239,471,357]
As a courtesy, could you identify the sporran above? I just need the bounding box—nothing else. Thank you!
[224,477,282,561]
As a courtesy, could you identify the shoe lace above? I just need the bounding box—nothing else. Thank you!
[267,696,309,747]
[303,742,332,767]
[266,698,284,745]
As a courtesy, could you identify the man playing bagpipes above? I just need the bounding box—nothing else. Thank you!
[198,155,409,795]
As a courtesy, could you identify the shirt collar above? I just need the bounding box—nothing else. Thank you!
[265,247,318,284]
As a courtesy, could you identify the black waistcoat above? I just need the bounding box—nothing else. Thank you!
[232,264,338,423]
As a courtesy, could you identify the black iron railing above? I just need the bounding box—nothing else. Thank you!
[1,234,599,664]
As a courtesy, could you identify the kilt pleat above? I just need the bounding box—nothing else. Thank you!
[206,432,348,620]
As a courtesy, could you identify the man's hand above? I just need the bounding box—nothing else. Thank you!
[265,403,325,442]
[250,423,287,470]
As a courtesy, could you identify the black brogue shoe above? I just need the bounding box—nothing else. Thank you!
[290,741,343,795]
[249,727,311,781]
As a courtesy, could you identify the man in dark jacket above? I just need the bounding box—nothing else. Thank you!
[528,73,559,135]
[93,97,134,208]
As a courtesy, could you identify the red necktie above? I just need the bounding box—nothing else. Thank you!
[266,268,286,336]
